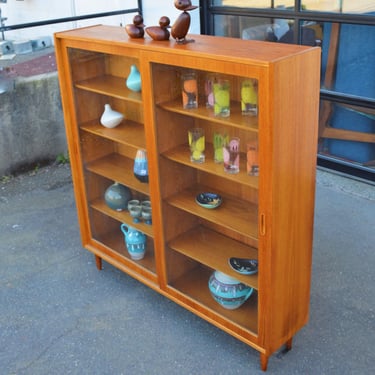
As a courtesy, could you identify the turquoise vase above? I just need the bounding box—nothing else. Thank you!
[126,65,141,92]
[120,224,146,260]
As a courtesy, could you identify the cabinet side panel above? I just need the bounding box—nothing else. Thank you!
[263,48,321,352]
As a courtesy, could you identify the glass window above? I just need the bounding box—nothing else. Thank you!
[302,1,375,14]
[211,1,294,9]
[320,22,375,99]
[213,14,294,41]
[319,21,375,168]
[212,1,375,14]
[319,100,375,165]
[213,15,324,46]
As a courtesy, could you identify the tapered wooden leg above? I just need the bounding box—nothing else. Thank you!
[286,337,293,351]
[260,353,269,371]
[95,255,102,270]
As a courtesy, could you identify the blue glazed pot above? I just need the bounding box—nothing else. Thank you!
[208,270,253,310]
[126,65,141,92]
[120,224,146,260]
[104,183,132,211]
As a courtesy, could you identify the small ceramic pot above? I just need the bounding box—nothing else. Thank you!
[208,270,253,310]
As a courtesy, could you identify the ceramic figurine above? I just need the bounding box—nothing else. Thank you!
[125,15,145,39]
[146,16,171,41]
[171,0,198,44]
[126,65,142,92]
[120,224,147,260]
[208,270,253,310]
[100,104,124,128]
[104,182,132,211]
[133,149,149,183]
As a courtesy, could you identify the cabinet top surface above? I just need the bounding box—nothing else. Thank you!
[55,25,318,65]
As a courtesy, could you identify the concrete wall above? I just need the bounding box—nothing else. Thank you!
[0,73,67,176]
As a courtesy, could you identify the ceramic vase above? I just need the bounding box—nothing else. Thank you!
[104,182,132,211]
[120,224,146,260]
[208,270,253,310]
[133,149,149,183]
[126,65,141,92]
[100,104,124,128]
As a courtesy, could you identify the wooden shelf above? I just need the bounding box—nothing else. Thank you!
[76,75,142,103]
[166,185,258,242]
[159,99,259,132]
[170,266,258,334]
[163,145,259,189]
[169,226,258,289]
[86,153,149,195]
[81,120,146,149]
[91,198,154,238]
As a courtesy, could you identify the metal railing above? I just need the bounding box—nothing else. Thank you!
[0,2,142,40]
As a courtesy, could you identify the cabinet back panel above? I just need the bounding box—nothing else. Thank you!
[80,132,115,163]
[159,158,196,199]
[162,203,199,242]
[116,143,140,160]
[75,89,104,124]
[106,55,139,78]
[112,97,143,124]
[85,173,111,203]
[69,49,106,82]
[197,171,258,204]
[203,221,258,248]
[166,249,200,285]
[155,108,194,153]
[89,208,119,239]
[151,64,180,104]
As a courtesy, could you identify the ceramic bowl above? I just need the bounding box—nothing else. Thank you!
[195,192,222,209]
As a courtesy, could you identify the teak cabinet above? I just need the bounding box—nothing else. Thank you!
[54,25,320,371]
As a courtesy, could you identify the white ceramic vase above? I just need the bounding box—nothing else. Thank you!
[100,104,124,128]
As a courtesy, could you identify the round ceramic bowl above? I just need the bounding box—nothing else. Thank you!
[195,192,222,209]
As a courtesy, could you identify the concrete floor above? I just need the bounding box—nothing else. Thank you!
[0,165,374,375]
